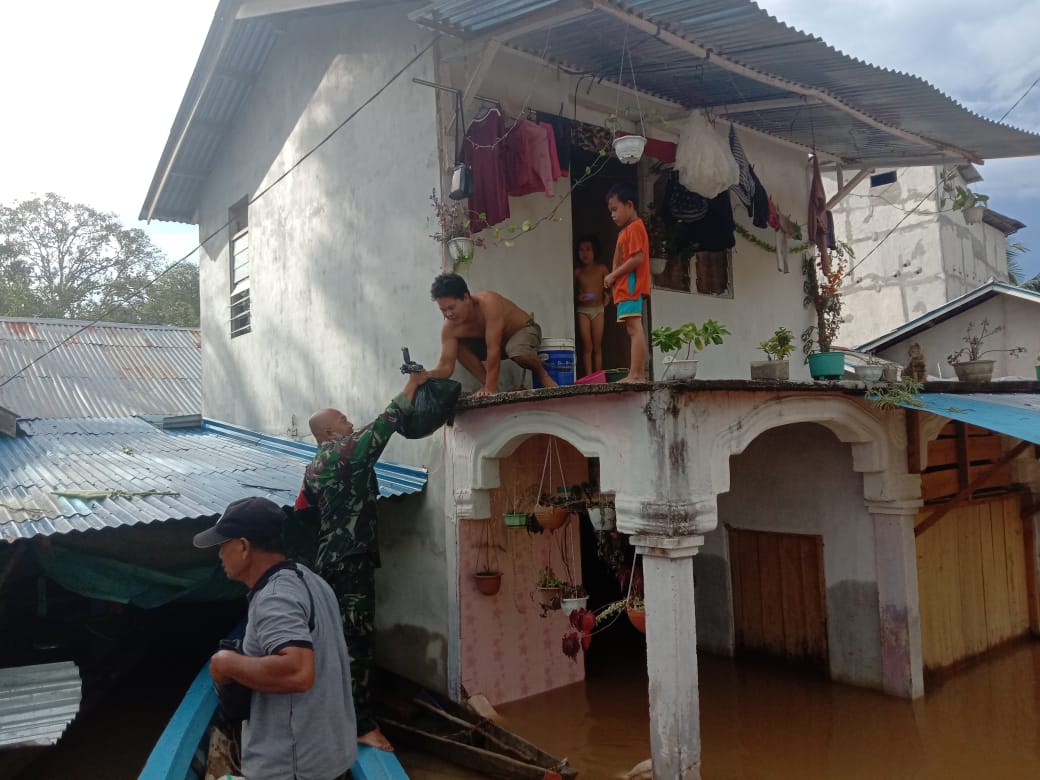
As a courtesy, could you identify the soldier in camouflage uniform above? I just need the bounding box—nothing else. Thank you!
[293,369,426,752]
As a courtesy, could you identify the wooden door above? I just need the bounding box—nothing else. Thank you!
[728,527,828,669]
[916,494,1030,672]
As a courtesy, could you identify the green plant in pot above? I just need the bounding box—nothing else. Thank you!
[473,517,503,596]
[429,190,483,271]
[503,481,535,529]
[651,319,729,380]
[941,178,989,225]
[853,352,884,383]
[535,566,566,610]
[751,326,795,381]
[946,319,1025,383]
[801,247,849,380]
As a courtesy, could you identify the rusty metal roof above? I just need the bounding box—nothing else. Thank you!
[0,318,201,419]
[0,417,427,542]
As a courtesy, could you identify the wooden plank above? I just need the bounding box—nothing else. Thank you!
[728,528,744,648]
[1003,497,1030,635]
[967,435,1001,464]
[921,468,961,502]
[779,534,807,660]
[987,501,1013,644]
[968,462,1012,491]
[976,502,1002,646]
[758,532,786,655]
[906,409,922,474]
[740,529,765,652]
[955,423,971,492]
[964,423,992,437]
[926,438,958,468]
[1023,504,1040,633]
[801,536,828,665]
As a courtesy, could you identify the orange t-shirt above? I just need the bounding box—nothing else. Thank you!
[612,217,651,303]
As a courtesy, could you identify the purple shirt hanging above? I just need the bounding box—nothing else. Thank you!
[462,111,510,232]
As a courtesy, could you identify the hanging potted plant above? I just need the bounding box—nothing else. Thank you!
[942,181,989,225]
[561,584,589,616]
[503,481,535,529]
[531,439,579,532]
[750,326,795,380]
[801,246,848,380]
[651,320,729,380]
[607,32,647,165]
[854,353,884,383]
[584,486,616,532]
[473,517,502,596]
[946,319,1025,383]
[641,205,670,275]
[430,190,483,271]
[535,566,565,609]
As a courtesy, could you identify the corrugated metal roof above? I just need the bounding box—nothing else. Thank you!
[0,417,427,542]
[859,281,1040,352]
[0,661,81,748]
[0,318,201,419]
[897,393,1040,446]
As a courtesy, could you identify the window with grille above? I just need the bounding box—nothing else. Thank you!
[229,198,251,338]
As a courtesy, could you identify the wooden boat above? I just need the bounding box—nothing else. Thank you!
[139,661,407,780]
[378,691,578,780]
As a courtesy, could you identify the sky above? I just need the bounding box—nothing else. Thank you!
[1,0,1038,280]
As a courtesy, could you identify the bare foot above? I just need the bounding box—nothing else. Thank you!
[618,375,646,384]
[358,726,394,751]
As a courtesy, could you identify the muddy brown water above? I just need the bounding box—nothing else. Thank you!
[20,639,1040,779]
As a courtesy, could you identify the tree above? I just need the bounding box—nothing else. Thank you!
[0,193,199,326]
[1007,239,1040,292]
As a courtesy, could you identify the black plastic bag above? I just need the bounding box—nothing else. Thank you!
[397,378,462,439]
[215,638,252,723]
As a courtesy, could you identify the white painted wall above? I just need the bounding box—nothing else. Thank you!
[194,6,452,691]
[832,166,1013,348]
[707,423,883,689]
[875,294,1040,380]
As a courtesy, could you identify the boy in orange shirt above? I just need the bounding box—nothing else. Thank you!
[603,182,650,382]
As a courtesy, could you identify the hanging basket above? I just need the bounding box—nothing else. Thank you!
[504,512,529,528]
[474,572,502,596]
[650,256,668,275]
[613,134,646,164]
[536,587,562,609]
[447,236,475,265]
[533,504,571,531]
[626,606,646,633]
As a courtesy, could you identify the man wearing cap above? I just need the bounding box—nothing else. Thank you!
[196,497,356,780]
[294,368,427,752]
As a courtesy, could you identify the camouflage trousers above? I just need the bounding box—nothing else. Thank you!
[321,556,377,737]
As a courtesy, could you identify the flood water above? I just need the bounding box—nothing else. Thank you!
[18,637,1040,779]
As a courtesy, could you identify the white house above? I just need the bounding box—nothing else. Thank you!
[141,2,1040,776]
[830,164,1026,348]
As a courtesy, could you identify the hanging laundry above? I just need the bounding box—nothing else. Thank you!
[462,111,510,231]
[826,210,837,251]
[535,112,571,176]
[807,155,831,274]
[728,125,755,209]
[541,122,561,181]
[675,110,739,198]
[664,170,709,224]
[671,192,736,253]
[571,122,612,155]
[502,119,556,198]
[749,166,770,229]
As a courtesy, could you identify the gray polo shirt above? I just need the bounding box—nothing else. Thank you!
[241,562,357,780]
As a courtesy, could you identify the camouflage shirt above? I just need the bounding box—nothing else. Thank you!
[297,393,412,570]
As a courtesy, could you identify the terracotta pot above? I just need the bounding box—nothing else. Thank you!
[474,572,502,596]
[534,505,570,531]
[536,587,562,609]
[626,607,646,634]
[952,360,995,383]
[749,360,789,381]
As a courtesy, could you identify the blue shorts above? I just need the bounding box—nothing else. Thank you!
[616,297,643,321]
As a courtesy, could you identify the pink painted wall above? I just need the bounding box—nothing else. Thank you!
[459,435,589,705]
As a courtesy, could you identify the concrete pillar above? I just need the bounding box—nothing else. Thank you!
[869,501,924,699]
[631,533,705,780]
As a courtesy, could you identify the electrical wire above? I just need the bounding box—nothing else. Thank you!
[999,75,1039,122]
[0,36,439,392]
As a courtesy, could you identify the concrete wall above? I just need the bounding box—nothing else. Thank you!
[703,423,883,689]
[875,294,1039,380]
[833,166,1012,348]
[194,6,452,692]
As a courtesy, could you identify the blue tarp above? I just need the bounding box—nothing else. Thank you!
[898,393,1040,445]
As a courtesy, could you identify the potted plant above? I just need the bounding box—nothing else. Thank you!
[429,190,483,271]
[801,249,848,380]
[641,205,670,275]
[854,352,884,382]
[535,566,566,609]
[503,482,535,529]
[946,184,989,225]
[533,485,580,532]
[946,319,1026,383]
[473,518,502,596]
[751,326,795,380]
[881,361,901,383]
[651,319,730,380]
[561,584,589,615]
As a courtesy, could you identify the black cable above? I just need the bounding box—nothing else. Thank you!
[999,75,1039,122]
[0,35,439,392]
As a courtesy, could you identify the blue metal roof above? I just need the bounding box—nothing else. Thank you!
[898,393,1040,446]
[142,0,1040,224]
[0,417,427,542]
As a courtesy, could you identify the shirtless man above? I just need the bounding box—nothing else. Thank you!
[429,273,557,396]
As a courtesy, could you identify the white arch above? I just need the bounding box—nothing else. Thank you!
[710,395,895,500]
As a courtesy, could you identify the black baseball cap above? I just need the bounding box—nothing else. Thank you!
[193,496,287,551]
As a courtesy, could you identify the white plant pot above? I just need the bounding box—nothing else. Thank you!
[588,506,616,531]
[650,256,668,275]
[854,364,884,382]
[561,597,588,616]
[447,236,475,265]
[613,134,646,164]
[962,205,985,225]
[662,357,698,380]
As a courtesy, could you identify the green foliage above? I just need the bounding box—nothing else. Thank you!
[537,567,566,589]
[651,320,729,360]
[0,193,197,326]
[759,326,795,361]
[946,319,1026,364]
[869,377,925,411]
